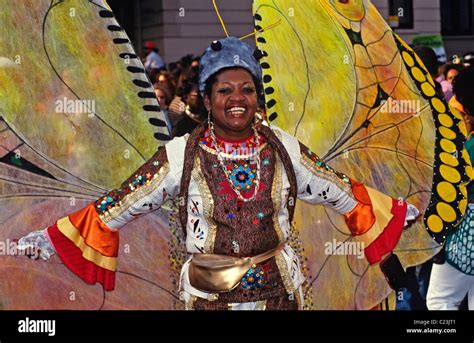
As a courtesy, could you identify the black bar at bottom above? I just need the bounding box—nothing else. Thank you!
[0,311,472,339]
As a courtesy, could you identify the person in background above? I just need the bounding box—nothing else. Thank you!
[154,83,172,111]
[427,67,474,310]
[191,57,200,74]
[143,41,165,74]
[444,63,463,84]
[167,67,201,130]
[176,64,199,90]
[440,63,464,102]
[413,46,443,96]
[154,83,173,135]
[157,70,177,96]
[168,62,182,90]
[172,78,207,137]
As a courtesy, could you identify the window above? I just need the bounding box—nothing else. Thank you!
[441,0,474,36]
[389,0,414,29]
[107,0,137,42]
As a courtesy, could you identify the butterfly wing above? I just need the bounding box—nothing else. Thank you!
[253,0,470,309]
[0,0,181,309]
[0,0,170,188]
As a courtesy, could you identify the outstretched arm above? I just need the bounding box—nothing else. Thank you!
[17,145,180,290]
[275,127,419,265]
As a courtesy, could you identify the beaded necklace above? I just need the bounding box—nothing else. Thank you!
[209,122,261,203]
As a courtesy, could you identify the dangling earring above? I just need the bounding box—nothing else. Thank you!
[208,110,217,135]
[254,111,263,128]
[254,111,261,122]
[255,110,268,127]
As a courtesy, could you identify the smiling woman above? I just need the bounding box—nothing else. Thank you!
[204,68,259,140]
[17,36,420,310]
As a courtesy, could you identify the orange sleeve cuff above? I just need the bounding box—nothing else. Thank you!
[344,180,407,264]
[46,204,120,291]
[344,181,376,236]
[68,204,119,257]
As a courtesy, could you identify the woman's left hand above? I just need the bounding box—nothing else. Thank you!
[404,203,420,229]
[16,229,56,260]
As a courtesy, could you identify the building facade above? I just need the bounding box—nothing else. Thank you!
[109,0,254,63]
[371,0,474,60]
[108,0,474,64]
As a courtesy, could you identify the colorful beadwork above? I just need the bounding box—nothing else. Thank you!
[230,164,255,189]
[301,144,351,184]
[96,195,120,215]
[229,164,256,190]
[93,147,168,219]
[200,128,265,157]
[241,264,265,290]
[129,172,154,191]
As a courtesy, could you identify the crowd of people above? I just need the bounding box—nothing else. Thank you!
[414,48,474,103]
[141,41,207,138]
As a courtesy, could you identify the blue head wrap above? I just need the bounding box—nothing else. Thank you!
[198,37,263,96]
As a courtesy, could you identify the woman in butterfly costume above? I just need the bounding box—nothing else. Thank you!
[18,36,419,310]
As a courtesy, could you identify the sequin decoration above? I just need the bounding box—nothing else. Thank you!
[93,147,169,220]
[229,164,256,190]
[241,264,265,290]
[300,142,351,186]
[129,172,154,191]
[96,195,121,215]
[310,152,350,183]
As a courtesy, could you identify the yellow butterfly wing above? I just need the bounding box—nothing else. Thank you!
[254,0,470,309]
[0,0,170,189]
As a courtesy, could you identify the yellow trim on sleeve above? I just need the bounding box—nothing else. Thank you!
[57,217,117,271]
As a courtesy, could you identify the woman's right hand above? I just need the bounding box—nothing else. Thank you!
[16,229,56,261]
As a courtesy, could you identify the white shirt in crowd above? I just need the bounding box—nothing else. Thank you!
[145,50,165,71]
